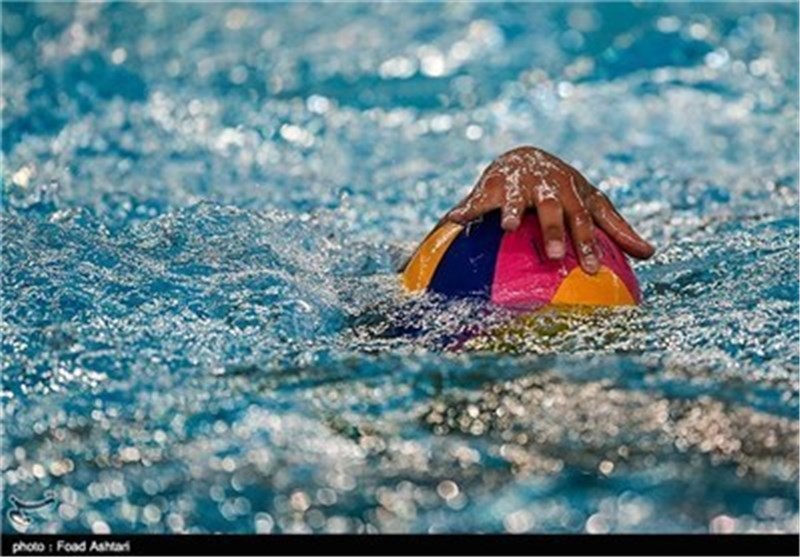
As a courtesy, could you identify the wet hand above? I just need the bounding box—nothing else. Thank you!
[447,146,655,274]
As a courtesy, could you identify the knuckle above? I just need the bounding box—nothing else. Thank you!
[588,189,609,204]
[586,192,611,215]
[504,187,524,204]
[538,197,561,212]
[505,145,540,157]
[571,208,592,226]
[544,224,563,238]
[570,167,592,186]
[483,172,504,190]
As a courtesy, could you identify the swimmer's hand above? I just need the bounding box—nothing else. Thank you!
[447,146,655,274]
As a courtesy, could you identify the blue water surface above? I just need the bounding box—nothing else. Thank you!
[2,1,798,534]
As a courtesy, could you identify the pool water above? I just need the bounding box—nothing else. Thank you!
[2,2,798,534]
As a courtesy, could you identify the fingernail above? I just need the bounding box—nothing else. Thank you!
[584,254,599,273]
[546,240,565,259]
[502,216,520,230]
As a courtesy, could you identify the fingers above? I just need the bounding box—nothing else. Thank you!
[447,196,493,224]
[560,175,600,274]
[585,189,655,260]
[447,172,504,224]
[500,192,526,231]
[533,185,566,259]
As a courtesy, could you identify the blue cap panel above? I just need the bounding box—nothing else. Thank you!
[427,211,504,299]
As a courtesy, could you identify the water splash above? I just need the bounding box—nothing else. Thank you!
[2,1,797,534]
